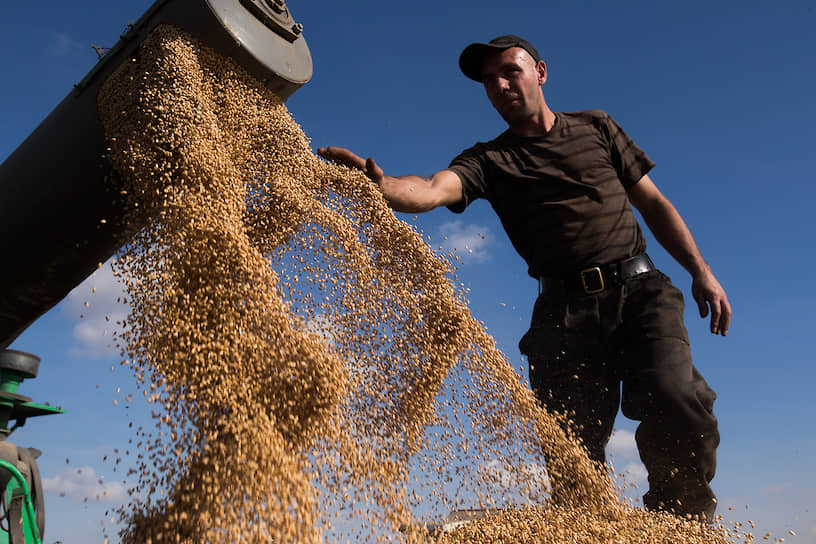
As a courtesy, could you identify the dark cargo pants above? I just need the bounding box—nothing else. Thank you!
[519,270,719,519]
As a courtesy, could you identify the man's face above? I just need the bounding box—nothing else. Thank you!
[480,47,546,125]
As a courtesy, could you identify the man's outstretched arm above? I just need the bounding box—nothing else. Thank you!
[317,146,463,213]
[627,174,732,336]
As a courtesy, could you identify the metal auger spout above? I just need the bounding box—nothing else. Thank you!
[0,0,313,348]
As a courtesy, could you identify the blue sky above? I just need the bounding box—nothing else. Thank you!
[2,1,815,542]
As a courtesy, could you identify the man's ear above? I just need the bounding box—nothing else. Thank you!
[536,60,548,85]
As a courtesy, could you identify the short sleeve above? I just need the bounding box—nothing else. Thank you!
[446,144,489,213]
[601,113,655,188]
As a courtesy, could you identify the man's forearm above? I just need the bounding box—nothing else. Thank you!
[316,147,463,213]
[639,197,709,278]
[380,175,441,213]
[637,191,732,335]
[379,169,464,213]
[627,175,709,278]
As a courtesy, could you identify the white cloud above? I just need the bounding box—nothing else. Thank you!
[43,466,126,503]
[607,429,647,490]
[437,221,491,263]
[607,428,639,459]
[63,259,130,359]
[618,462,648,486]
[51,32,83,57]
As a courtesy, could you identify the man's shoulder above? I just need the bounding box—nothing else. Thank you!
[457,129,515,156]
[559,109,611,125]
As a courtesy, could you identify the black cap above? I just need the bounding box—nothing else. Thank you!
[459,35,541,82]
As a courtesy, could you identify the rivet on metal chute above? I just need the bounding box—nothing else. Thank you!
[241,0,305,42]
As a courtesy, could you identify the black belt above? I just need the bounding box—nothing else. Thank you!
[538,253,655,296]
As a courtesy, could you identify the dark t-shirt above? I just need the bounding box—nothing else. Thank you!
[447,110,655,278]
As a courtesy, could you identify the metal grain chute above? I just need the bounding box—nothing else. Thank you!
[0,0,313,348]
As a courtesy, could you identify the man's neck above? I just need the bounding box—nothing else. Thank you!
[508,105,556,137]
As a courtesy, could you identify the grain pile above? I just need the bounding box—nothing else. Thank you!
[97,25,745,544]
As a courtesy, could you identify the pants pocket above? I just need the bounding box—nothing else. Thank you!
[519,321,562,359]
[519,296,565,359]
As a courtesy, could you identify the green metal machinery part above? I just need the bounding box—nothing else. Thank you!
[0,459,40,544]
[0,350,63,543]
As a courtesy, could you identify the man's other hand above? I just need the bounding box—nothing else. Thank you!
[691,270,731,336]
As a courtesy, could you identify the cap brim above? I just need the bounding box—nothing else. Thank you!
[458,42,508,82]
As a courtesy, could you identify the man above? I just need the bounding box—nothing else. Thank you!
[318,35,731,520]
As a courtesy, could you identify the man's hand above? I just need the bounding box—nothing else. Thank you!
[691,269,731,336]
[317,146,383,184]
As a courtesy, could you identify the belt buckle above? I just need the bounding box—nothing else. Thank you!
[580,266,605,294]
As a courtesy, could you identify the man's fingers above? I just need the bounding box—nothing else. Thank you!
[709,299,722,335]
[316,146,339,160]
[316,147,387,185]
[365,157,384,182]
[317,146,366,170]
[692,273,731,336]
[695,294,709,319]
[718,298,732,336]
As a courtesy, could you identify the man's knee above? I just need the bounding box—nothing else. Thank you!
[622,339,718,441]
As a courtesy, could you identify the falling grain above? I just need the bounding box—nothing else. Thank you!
[98,24,747,544]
